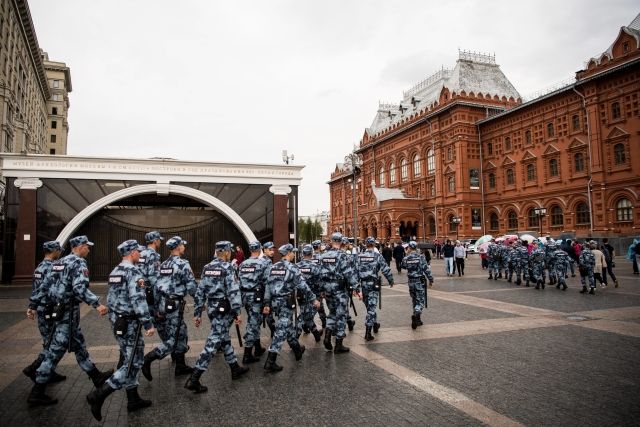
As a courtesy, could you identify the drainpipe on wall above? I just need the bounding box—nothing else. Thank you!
[477,124,486,235]
[426,119,438,239]
[572,86,594,237]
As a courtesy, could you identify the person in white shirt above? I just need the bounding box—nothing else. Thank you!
[454,241,466,276]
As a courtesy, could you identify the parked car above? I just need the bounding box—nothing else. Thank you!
[463,239,478,254]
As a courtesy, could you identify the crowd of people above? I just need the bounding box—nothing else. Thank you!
[24,231,433,421]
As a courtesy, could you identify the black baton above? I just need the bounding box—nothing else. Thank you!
[126,321,143,378]
[235,322,243,347]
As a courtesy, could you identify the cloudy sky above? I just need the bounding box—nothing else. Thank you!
[30,0,638,215]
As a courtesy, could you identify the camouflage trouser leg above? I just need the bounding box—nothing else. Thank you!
[325,291,348,339]
[580,268,595,289]
[548,266,558,282]
[408,281,425,315]
[301,301,318,331]
[36,309,52,349]
[531,265,544,282]
[317,298,327,326]
[153,310,189,358]
[268,305,298,354]
[555,267,567,287]
[361,284,378,327]
[107,320,145,390]
[242,294,262,348]
[195,315,236,370]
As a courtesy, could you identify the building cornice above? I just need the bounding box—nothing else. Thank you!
[13,0,50,100]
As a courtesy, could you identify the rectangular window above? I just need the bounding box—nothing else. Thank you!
[51,121,57,129]
[52,107,57,115]
[547,123,554,138]
[49,149,56,154]
[52,80,60,88]
[471,208,481,229]
[50,134,56,143]
[469,168,479,189]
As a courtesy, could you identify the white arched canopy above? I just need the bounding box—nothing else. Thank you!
[57,183,257,244]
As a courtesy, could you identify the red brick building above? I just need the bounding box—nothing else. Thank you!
[328,15,640,246]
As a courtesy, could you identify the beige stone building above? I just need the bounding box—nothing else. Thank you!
[43,53,71,155]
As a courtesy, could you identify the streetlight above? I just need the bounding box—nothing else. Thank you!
[452,216,461,241]
[344,151,362,248]
[533,207,547,236]
[419,204,426,241]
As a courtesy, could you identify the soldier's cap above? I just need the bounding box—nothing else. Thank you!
[216,241,233,251]
[341,237,349,245]
[145,231,164,243]
[408,241,418,249]
[365,237,376,245]
[166,236,187,249]
[43,241,62,252]
[263,241,275,249]
[70,235,94,248]
[249,241,262,251]
[278,243,298,256]
[118,240,145,257]
[311,240,322,249]
[331,232,343,242]
[302,244,314,255]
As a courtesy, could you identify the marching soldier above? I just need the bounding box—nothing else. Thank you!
[238,241,270,364]
[87,240,156,421]
[28,236,112,406]
[356,237,394,341]
[341,237,357,332]
[185,241,249,393]
[262,244,320,372]
[24,241,66,384]
[261,241,277,336]
[401,241,433,329]
[142,236,197,380]
[530,241,546,288]
[296,244,324,342]
[552,245,570,291]
[311,240,328,329]
[579,241,597,295]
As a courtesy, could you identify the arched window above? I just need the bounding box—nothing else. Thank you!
[429,183,435,196]
[488,173,496,189]
[487,142,493,155]
[574,153,585,172]
[506,168,515,185]
[447,147,453,161]
[448,215,458,233]
[525,130,532,145]
[413,154,421,177]
[490,213,499,230]
[572,115,580,131]
[527,163,536,181]
[448,176,455,192]
[379,167,385,186]
[505,137,512,151]
[576,202,590,224]
[401,158,408,181]
[527,208,539,227]
[389,162,396,184]
[507,210,518,230]
[551,205,563,226]
[427,149,435,174]
[549,159,559,177]
[611,102,621,120]
[616,199,632,221]
[547,123,555,138]
[614,143,626,165]
[428,216,435,234]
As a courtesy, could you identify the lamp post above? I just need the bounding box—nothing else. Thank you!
[452,216,461,241]
[533,207,547,236]
[419,204,426,241]
[344,151,362,248]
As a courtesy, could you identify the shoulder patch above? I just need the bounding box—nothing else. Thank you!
[33,272,43,279]
[108,275,123,284]
[52,264,65,272]
[160,268,174,276]
[204,268,223,277]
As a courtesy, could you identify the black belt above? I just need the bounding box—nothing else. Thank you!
[111,311,137,320]
[164,294,184,301]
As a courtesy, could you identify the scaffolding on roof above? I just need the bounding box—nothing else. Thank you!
[403,67,452,98]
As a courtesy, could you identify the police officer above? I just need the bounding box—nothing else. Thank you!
[296,244,324,342]
[402,241,433,329]
[238,240,270,364]
[514,240,530,286]
[544,242,558,290]
[185,241,249,393]
[579,241,597,295]
[530,241,546,288]
[28,236,112,406]
[311,240,328,329]
[341,237,357,332]
[262,244,320,372]
[24,241,66,384]
[137,231,163,320]
[261,241,277,335]
[487,239,497,280]
[356,237,394,341]
[552,245,570,291]
[320,232,359,354]
[142,236,197,380]
[87,240,156,421]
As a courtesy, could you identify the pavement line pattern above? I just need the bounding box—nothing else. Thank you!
[350,344,525,427]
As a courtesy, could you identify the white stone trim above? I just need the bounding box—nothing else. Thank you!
[56,184,257,245]
[269,185,292,195]
[14,177,43,190]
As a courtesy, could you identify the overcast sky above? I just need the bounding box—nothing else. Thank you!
[30,0,638,215]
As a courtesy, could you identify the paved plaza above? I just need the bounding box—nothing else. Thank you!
[0,255,639,426]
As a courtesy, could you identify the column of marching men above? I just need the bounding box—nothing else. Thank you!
[24,231,434,421]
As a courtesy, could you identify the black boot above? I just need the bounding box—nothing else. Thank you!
[411,315,418,330]
[323,328,333,351]
[184,369,208,393]
[589,287,595,295]
[334,338,350,354]
[556,282,561,289]
[488,274,493,280]
[230,362,249,380]
[254,342,266,358]
[243,346,260,364]
[535,282,540,290]
[562,283,568,291]
[580,286,588,294]
[141,351,159,381]
[541,281,545,289]
[311,328,323,343]
[498,273,502,279]
[174,352,193,376]
[516,279,521,286]
[347,319,355,332]
[373,322,380,333]
[494,274,498,281]
[48,371,67,384]
[291,342,306,361]
[321,315,327,329]
[263,352,283,373]
[87,366,114,387]
[416,313,423,326]
[126,387,152,412]
[86,382,116,421]
[365,326,374,341]
[27,383,57,407]
[23,354,44,382]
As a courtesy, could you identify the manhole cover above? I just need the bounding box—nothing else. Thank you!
[566,315,588,321]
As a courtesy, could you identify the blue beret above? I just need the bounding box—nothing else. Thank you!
[166,236,187,249]
[43,241,62,252]
[408,241,418,249]
[302,244,313,255]
[118,240,145,257]
[249,241,262,251]
[331,232,343,242]
[311,240,322,249]
[263,241,275,249]
[278,244,298,256]
[365,237,376,245]
[216,241,232,251]
[145,231,164,243]
[70,235,94,248]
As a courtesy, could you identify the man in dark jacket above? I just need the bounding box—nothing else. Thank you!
[382,244,393,267]
[393,243,405,273]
